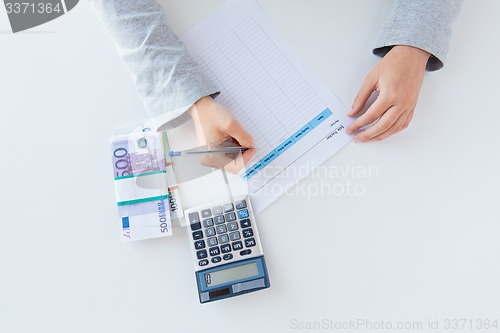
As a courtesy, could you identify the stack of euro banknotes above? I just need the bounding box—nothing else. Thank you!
[110,129,183,241]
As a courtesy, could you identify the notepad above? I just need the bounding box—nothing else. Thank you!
[182,0,353,213]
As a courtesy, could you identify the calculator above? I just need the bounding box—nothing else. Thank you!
[185,195,270,303]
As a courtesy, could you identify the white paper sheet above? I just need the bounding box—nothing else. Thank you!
[182,0,353,213]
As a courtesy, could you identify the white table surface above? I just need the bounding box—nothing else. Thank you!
[1,1,499,332]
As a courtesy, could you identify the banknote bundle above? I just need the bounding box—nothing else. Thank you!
[160,131,184,222]
[111,130,182,241]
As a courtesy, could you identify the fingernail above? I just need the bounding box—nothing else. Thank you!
[353,136,364,143]
[346,128,352,135]
[346,107,355,116]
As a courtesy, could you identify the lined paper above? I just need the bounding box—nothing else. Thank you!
[182,0,353,212]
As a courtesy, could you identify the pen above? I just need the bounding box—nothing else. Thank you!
[168,146,249,157]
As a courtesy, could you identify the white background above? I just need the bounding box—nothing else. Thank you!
[1,1,499,332]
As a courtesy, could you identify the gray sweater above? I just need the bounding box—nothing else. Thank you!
[90,0,462,129]
[374,0,462,71]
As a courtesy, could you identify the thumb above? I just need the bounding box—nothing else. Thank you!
[224,118,254,148]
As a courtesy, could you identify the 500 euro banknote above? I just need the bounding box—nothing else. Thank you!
[111,131,172,241]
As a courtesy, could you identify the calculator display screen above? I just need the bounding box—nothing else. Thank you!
[205,262,259,287]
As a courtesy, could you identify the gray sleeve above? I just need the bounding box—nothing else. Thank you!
[88,0,219,129]
[373,0,462,71]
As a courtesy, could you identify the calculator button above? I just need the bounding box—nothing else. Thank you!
[190,222,202,231]
[240,249,252,256]
[220,244,231,253]
[222,254,233,261]
[211,256,222,264]
[227,221,239,231]
[235,200,247,209]
[240,219,251,228]
[218,234,229,244]
[214,215,225,224]
[216,224,227,234]
[223,203,234,212]
[229,231,241,241]
[225,212,236,222]
[237,209,249,219]
[212,206,223,215]
[194,240,205,249]
[242,228,253,238]
[205,227,216,237]
[192,230,203,240]
[202,218,214,227]
[244,238,256,248]
[198,259,209,266]
[232,241,243,251]
[207,237,218,246]
[188,212,200,224]
[209,246,220,256]
[196,249,208,259]
[201,209,212,218]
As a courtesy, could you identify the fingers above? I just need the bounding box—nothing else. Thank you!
[224,149,256,174]
[353,105,402,142]
[240,148,256,165]
[200,148,256,174]
[346,44,426,143]
[363,107,414,142]
[191,97,255,172]
[402,108,415,129]
[223,118,255,148]
[347,75,376,117]
[346,95,392,135]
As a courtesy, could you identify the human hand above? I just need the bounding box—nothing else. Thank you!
[346,45,430,142]
[189,96,255,172]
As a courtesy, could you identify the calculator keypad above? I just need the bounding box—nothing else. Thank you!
[186,196,263,270]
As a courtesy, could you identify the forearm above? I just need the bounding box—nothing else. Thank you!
[88,0,218,129]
